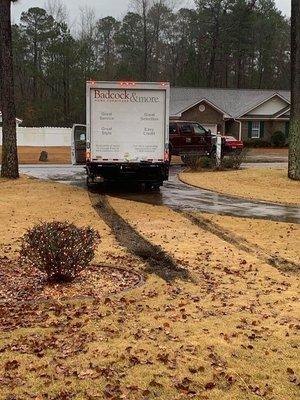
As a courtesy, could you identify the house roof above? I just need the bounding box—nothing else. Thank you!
[178,97,231,118]
[170,87,291,119]
[272,106,290,118]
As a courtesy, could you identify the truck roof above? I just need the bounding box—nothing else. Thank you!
[170,120,202,124]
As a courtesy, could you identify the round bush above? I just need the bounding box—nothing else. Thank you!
[271,131,286,147]
[20,221,100,283]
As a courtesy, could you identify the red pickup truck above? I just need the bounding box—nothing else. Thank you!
[169,120,212,160]
[169,120,243,160]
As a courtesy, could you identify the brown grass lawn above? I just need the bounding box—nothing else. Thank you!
[0,147,184,166]
[248,148,288,157]
[0,177,299,400]
[180,168,300,205]
[0,146,287,166]
[199,213,300,266]
[0,146,71,164]
[0,145,288,166]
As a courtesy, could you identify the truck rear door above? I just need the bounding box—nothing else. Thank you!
[72,124,86,165]
[87,83,169,164]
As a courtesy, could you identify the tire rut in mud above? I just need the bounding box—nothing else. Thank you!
[89,191,191,282]
[183,212,300,274]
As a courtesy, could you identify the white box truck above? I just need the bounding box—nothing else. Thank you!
[83,81,170,189]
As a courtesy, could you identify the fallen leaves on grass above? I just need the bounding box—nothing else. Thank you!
[0,256,142,303]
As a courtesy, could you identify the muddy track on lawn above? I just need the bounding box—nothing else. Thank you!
[89,191,191,282]
[183,212,300,274]
[88,189,298,277]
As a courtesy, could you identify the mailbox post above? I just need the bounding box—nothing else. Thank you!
[216,134,222,166]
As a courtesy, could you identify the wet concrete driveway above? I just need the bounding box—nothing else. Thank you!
[20,164,300,224]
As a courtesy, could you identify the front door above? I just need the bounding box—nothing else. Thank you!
[72,124,86,165]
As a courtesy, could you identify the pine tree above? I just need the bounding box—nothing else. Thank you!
[0,0,19,179]
[288,0,300,180]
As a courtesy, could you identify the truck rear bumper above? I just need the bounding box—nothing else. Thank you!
[86,162,169,184]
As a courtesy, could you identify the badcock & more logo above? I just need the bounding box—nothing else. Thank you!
[94,89,160,103]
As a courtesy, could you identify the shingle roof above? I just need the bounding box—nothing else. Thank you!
[170,87,291,118]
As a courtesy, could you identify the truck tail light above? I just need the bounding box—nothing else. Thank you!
[119,81,136,86]
[86,150,91,161]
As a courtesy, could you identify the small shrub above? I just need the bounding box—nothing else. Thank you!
[184,150,248,172]
[184,154,216,171]
[218,149,249,170]
[39,151,48,162]
[271,131,286,147]
[20,221,100,283]
[184,149,248,171]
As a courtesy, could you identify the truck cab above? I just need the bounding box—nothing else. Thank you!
[169,120,212,159]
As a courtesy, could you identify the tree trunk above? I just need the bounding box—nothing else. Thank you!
[142,1,148,81]
[63,48,70,126]
[288,0,300,180]
[208,17,220,87]
[33,37,38,99]
[0,0,19,179]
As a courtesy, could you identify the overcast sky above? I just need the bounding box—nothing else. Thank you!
[11,0,291,24]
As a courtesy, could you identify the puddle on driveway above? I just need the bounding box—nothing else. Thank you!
[107,167,300,224]
[20,165,300,224]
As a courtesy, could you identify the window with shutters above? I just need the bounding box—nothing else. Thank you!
[251,121,261,138]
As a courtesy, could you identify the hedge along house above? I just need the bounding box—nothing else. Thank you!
[170,88,291,143]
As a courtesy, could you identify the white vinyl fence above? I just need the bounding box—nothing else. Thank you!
[0,127,72,147]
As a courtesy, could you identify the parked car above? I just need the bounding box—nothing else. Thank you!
[169,120,212,161]
[211,134,244,157]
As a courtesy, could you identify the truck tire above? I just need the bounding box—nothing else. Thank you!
[168,146,172,164]
[86,176,94,189]
[233,149,242,156]
[151,183,161,192]
[140,182,161,192]
[139,182,147,192]
[181,155,188,164]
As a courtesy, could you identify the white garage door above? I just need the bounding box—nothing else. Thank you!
[201,124,218,134]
